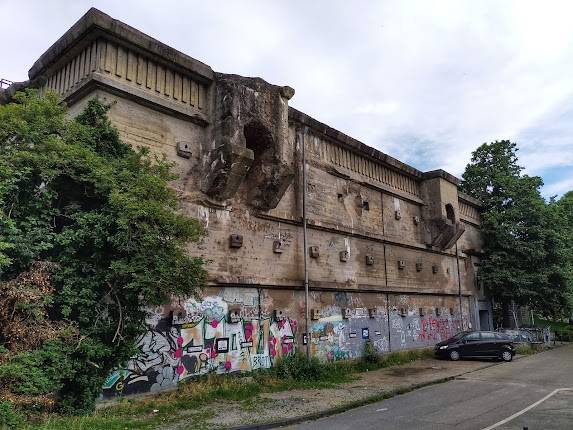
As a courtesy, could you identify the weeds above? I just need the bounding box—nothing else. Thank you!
[15,347,434,429]
[357,343,433,371]
[0,401,25,429]
[514,343,548,356]
[272,353,325,381]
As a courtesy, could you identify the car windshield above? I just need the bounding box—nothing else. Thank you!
[447,332,467,342]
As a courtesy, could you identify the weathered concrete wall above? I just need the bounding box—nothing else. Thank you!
[21,8,487,399]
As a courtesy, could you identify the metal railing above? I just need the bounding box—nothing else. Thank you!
[0,78,13,89]
[496,327,552,345]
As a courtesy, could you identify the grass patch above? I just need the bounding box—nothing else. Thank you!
[515,344,538,355]
[14,348,434,430]
[355,344,434,372]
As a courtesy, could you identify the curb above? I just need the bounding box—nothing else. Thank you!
[227,361,501,430]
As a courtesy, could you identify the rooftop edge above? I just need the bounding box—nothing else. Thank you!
[28,7,214,82]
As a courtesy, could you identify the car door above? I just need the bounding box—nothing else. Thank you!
[494,333,512,354]
[460,332,482,357]
[478,332,496,356]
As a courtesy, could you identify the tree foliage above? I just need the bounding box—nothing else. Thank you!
[461,140,572,320]
[0,90,206,414]
[552,191,573,313]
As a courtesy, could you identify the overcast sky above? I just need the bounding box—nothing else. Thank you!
[1,0,572,197]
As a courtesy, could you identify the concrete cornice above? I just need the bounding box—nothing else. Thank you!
[289,107,470,191]
[29,7,214,83]
[458,192,482,208]
[289,107,424,180]
[422,169,460,186]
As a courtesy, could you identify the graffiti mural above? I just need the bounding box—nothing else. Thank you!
[102,317,181,396]
[101,289,472,398]
[389,308,466,351]
[310,306,390,362]
[102,292,297,398]
[177,296,297,379]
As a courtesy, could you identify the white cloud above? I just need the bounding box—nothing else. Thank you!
[543,177,573,197]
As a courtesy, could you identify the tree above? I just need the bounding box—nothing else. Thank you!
[552,191,573,318]
[461,140,571,324]
[0,91,206,413]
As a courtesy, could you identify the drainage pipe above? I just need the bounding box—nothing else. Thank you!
[301,130,310,358]
[455,242,464,329]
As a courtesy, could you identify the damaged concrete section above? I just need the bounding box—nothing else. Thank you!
[427,217,466,250]
[202,73,295,210]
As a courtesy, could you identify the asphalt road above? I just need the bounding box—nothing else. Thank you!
[284,344,573,430]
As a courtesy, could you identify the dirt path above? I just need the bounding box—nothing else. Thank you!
[165,357,503,429]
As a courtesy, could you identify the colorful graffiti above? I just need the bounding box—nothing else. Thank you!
[177,297,297,378]
[102,318,180,396]
[101,290,471,398]
[310,306,390,362]
[389,309,465,351]
[102,295,297,398]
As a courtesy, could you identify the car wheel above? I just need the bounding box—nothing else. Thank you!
[449,350,460,361]
[501,350,513,362]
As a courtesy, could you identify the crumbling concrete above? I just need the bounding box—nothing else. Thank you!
[202,74,294,210]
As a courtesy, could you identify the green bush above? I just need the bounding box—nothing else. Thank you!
[272,353,326,381]
[361,341,379,365]
[554,329,573,342]
[0,91,206,414]
[0,402,25,429]
[0,339,73,396]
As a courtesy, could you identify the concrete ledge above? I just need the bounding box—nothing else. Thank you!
[422,169,460,186]
[62,72,209,126]
[458,192,482,207]
[289,107,424,180]
[29,7,213,82]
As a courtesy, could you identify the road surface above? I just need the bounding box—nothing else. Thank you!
[285,344,573,430]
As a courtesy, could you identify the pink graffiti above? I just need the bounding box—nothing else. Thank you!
[244,322,253,341]
[224,361,232,371]
[419,317,456,342]
[269,338,277,357]
[282,342,294,355]
[210,319,219,328]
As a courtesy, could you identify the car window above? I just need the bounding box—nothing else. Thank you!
[481,332,495,340]
[495,333,509,340]
[464,332,480,342]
